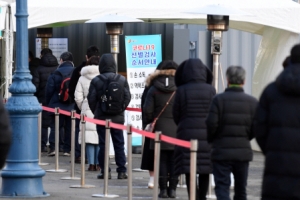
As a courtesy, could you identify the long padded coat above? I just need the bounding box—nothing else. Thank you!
[74,64,99,144]
[143,69,177,150]
[254,64,300,200]
[172,58,215,175]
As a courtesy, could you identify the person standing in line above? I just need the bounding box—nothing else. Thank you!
[143,60,179,198]
[68,45,100,164]
[88,53,131,179]
[172,58,215,200]
[254,44,300,200]
[32,48,59,152]
[45,52,75,156]
[28,50,40,76]
[140,61,166,189]
[74,56,100,171]
[206,66,258,200]
[0,95,12,169]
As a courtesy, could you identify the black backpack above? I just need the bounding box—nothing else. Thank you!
[56,70,73,104]
[99,74,125,115]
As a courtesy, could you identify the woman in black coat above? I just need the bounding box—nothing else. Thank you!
[172,58,215,200]
[254,46,300,200]
[143,60,178,198]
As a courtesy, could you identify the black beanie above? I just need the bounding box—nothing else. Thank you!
[290,44,300,64]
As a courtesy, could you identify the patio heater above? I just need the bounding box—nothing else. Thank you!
[86,14,143,72]
[187,4,249,92]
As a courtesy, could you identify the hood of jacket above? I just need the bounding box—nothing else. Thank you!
[98,54,116,74]
[80,65,100,80]
[175,58,213,87]
[276,64,300,96]
[40,53,59,67]
[145,69,176,92]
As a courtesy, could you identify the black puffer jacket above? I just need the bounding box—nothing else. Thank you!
[32,53,58,105]
[88,54,131,124]
[143,69,177,150]
[206,87,258,162]
[254,64,300,200]
[172,58,215,175]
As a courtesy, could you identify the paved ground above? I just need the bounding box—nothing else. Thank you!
[0,151,264,200]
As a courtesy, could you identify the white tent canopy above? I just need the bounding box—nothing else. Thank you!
[3,0,300,98]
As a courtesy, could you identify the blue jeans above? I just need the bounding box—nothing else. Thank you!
[49,114,71,152]
[97,125,126,173]
[86,143,99,165]
[213,161,249,200]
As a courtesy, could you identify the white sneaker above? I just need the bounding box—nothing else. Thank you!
[148,177,154,189]
[63,152,70,156]
[48,151,55,157]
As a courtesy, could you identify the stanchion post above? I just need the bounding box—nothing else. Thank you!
[190,140,198,200]
[127,124,133,200]
[152,131,162,200]
[46,107,67,173]
[70,114,95,188]
[61,110,80,180]
[92,119,118,198]
[38,104,49,166]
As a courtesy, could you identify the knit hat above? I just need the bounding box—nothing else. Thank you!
[290,44,300,64]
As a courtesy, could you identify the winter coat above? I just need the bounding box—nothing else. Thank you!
[254,64,300,200]
[0,97,11,169]
[88,54,131,124]
[29,57,40,76]
[45,61,75,111]
[143,69,177,150]
[206,87,258,162]
[172,58,215,175]
[74,65,99,144]
[69,61,86,113]
[32,53,58,105]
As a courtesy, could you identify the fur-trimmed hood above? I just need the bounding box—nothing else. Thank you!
[145,69,176,93]
[145,69,176,87]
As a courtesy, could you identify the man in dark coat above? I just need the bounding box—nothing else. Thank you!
[45,52,75,156]
[88,53,131,179]
[172,58,215,200]
[254,43,300,200]
[32,48,58,152]
[0,96,12,169]
[206,66,258,200]
[68,45,100,163]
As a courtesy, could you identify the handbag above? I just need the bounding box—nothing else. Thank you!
[144,91,175,132]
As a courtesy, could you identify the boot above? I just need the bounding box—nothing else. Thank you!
[168,177,179,198]
[158,177,169,198]
[88,164,96,171]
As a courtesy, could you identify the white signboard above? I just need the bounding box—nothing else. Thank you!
[36,38,68,62]
[125,35,162,146]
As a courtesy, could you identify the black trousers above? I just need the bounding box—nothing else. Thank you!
[185,173,209,200]
[213,161,249,200]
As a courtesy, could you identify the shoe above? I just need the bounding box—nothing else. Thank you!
[158,189,168,198]
[63,152,70,156]
[117,172,128,179]
[97,172,111,179]
[167,189,176,198]
[88,164,96,171]
[48,151,55,157]
[96,164,101,171]
[148,177,154,189]
[41,146,48,153]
